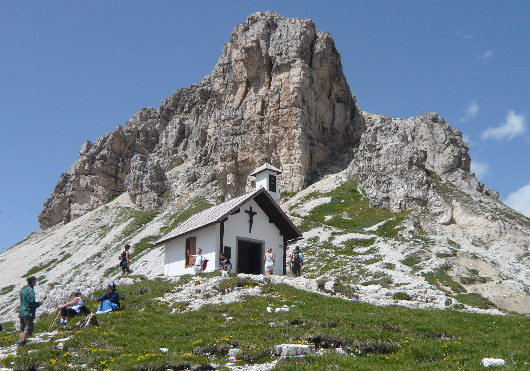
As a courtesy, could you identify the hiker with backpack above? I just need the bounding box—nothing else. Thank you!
[290,247,304,277]
[96,282,120,313]
[18,276,42,346]
[119,244,131,276]
[193,248,208,273]
[264,247,276,275]
[57,289,87,326]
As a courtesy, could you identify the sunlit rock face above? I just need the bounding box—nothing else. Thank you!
[39,12,364,228]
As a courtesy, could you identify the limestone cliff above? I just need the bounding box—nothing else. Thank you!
[39,12,498,230]
[39,12,364,228]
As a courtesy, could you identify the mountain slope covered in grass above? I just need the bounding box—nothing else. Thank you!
[1,275,528,370]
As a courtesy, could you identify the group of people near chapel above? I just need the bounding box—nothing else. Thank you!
[193,246,303,276]
[15,243,304,347]
[263,246,304,276]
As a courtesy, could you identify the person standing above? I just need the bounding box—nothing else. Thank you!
[18,276,42,347]
[119,244,131,276]
[264,247,275,275]
[193,248,207,273]
[290,247,303,277]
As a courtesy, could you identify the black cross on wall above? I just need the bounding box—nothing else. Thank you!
[245,206,257,233]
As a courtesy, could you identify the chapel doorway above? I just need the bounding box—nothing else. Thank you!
[237,239,263,274]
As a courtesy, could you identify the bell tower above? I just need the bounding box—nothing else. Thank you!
[250,163,282,202]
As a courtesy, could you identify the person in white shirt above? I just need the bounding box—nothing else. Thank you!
[57,289,84,325]
[193,248,207,273]
[264,247,275,275]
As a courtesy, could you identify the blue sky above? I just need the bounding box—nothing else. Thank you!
[1,1,529,252]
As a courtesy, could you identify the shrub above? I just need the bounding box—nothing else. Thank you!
[422,270,466,294]
[392,292,412,301]
[218,276,258,292]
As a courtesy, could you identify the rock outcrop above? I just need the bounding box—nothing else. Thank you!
[354,112,497,213]
[39,11,364,229]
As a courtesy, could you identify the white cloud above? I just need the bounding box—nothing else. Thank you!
[457,31,474,39]
[481,110,527,140]
[478,50,493,60]
[460,100,479,122]
[505,182,530,217]
[470,160,490,180]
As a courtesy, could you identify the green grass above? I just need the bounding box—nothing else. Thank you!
[459,269,490,285]
[0,285,15,296]
[453,293,497,310]
[436,249,457,258]
[392,292,412,301]
[1,278,528,370]
[361,272,393,288]
[120,209,159,239]
[401,252,426,271]
[130,235,162,259]
[280,191,298,200]
[298,180,406,235]
[447,239,461,250]
[422,270,466,294]
[57,253,72,264]
[296,180,411,278]
[332,276,358,299]
[23,259,59,278]
[343,237,376,248]
[160,197,213,235]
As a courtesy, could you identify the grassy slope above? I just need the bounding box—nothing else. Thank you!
[289,180,406,282]
[1,276,528,370]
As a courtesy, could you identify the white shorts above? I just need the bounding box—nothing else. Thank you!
[265,262,274,271]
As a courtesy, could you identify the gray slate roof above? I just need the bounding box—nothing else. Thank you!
[156,189,260,245]
[155,187,301,245]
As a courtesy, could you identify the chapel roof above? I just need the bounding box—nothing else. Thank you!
[155,187,301,245]
[249,163,282,176]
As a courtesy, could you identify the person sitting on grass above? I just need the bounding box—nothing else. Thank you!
[57,289,84,326]
[96,282,120,313]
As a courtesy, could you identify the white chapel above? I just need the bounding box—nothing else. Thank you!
[156,163,302,276]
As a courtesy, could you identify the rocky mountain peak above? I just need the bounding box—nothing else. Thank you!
[38,12,496,231]
[39,12,364,229]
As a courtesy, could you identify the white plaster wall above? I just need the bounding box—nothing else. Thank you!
[223,199,284,275]
[163,223,219,276]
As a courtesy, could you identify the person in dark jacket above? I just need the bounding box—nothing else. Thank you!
[119,244,131,275]
[18,276,42,346]
[96,282,120,313]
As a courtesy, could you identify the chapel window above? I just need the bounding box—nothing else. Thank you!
[269,174,277,192]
